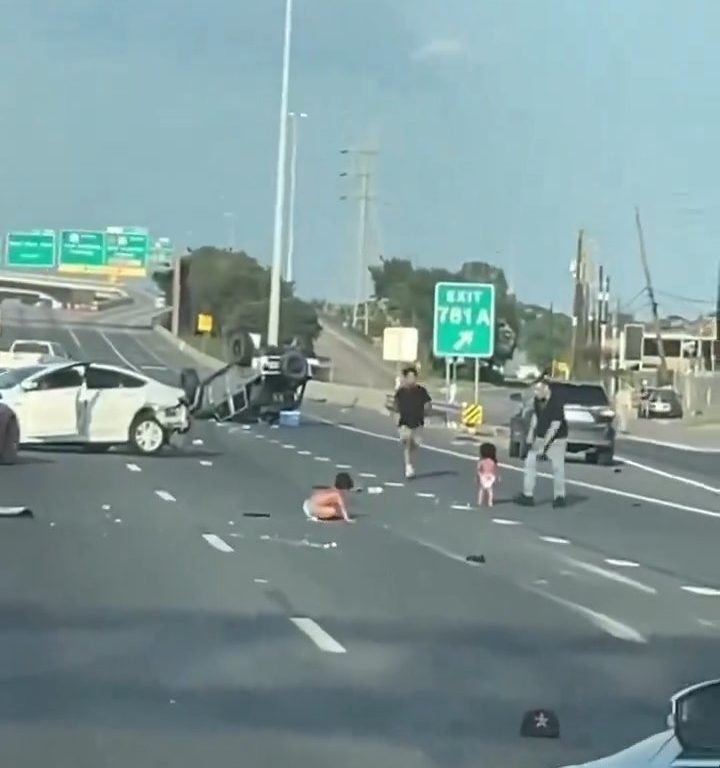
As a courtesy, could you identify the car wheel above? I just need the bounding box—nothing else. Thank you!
[597,449,614,466]
[0,415,19,464]
[129,412,166,455]
[509,440,520,458]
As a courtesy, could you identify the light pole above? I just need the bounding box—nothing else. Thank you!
[286,110,307,284]
[267,0,294,348]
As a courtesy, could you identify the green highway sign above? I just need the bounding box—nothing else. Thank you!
[59,230,106,267]
[106,231,149,267]
[5,231,56,268]
[432,281,496,358]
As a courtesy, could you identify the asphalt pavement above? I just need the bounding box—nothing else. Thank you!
[0,312,719,767]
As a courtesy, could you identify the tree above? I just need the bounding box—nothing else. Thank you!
[368,257,519,366]
[151,246,320,346]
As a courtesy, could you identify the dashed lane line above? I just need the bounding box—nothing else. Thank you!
[202,534,234,553]
[126,463,142,472]
[314,456,331,462]
[99,332,141,372]
[199,460,213,467]
[155,490,176,502]
[282,444,295,449]
[540,536,571,545]
[289,618,347,654]
[415,492,435,499]
[297,450,312,456]
[682,586,720,596]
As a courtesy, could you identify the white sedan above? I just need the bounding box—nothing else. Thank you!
[0,361,191,455]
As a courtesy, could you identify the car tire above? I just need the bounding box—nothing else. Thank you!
[597,449,614,466]
[180,368,201,407]
[0,415,19,464]
[280,350,309,383]
[509,440,520,458]
[129,412,166,455]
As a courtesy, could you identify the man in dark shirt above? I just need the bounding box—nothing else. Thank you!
[515,378,568,508]
[394,366,432,479]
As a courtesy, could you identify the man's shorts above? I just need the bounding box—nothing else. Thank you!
[398,425,422,445]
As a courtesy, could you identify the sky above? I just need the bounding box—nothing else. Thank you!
[0,0,719,319]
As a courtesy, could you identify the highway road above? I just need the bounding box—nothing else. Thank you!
[0,311,719,767]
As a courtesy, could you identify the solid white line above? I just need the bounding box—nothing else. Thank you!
[67,327,83,354]
[533,589,647,643]
[297,450,311,455]
[199,460,213,467]
[492,518,522,526]
[130,333,172,366]
[617,455,720,495]
[141,364,167,371]
[540,536,571,544]
[605,558,640,568]
[289,618,346,654]
[319,419,720,521]
[563,556,657,595]
[99,331,140,371]
[202,534,234,553]
[155,490,176,502]
[682,586,720,596]
[359,472,377,478]
[126,463,142,472]
[619,434,720,454]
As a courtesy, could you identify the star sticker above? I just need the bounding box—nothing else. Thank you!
[534,712,549,729]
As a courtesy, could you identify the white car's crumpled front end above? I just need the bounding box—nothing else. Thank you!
[146,385,192,434]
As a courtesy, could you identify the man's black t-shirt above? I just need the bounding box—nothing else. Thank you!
[395,385,431,429]
[533,392,568,441]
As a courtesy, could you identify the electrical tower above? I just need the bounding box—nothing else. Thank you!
[340,146,379,335]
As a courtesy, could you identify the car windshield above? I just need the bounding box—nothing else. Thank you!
[12,342,48,354]
[552,383,609,407]
[0,365,43,389]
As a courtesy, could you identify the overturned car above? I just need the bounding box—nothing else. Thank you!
[182,347,311,425]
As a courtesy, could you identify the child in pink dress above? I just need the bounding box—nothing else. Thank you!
[477,442,499,507]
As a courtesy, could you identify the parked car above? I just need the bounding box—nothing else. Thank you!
[639,386,683,419]
[509,380,616,465]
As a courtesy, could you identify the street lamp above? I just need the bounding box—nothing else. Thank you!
[267,0,293,347]
[286,110,307,284]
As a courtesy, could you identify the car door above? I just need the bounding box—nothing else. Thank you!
[21,365,85,440]
[83,365,147,442]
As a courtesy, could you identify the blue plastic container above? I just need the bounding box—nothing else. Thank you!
[279,410,301,427]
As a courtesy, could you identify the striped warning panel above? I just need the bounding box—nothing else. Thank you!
[461,403,483,427]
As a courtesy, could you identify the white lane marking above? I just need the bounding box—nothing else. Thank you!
[155,490,176,502]
[131,333,173,365]
[698,618,719,628]
[451,503,472,510]
[126,463,142,472]
[99,331,141,371]
[617,455,720,495]
[384,481,404,487]
[67,327,83,354]
[314,456,331,462]
[255,434,265,439]
[290,618,346,654]
[563,556,657,595]
[202,534,234,553]
[241,425,252,430]
[192,438,204,446]
[492,518,522,526]
[540,536,571,544]
[297,450,312,455]
[269,439,280,444]
[141,365,167,371]
[254,578,268,584]
[282,443,295,449]
[619,434,720,454]
[605,558,640,568]
[415,492,435,498]
[319,419,720,521]
[533,589,647,643]
[403,534,472,565]
[102,504,111,511]
[336,463,351,469]
[359,472,377,478]
[682,586,720,596]
[199,460,213,467]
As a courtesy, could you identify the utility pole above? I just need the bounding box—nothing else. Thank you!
[285,110,307,283]
[635,207,668,384]
[170,255,181,336]
[569,229,586,377]
[340,147,377,336]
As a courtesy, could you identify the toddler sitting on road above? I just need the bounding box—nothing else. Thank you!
[303,472,355,523]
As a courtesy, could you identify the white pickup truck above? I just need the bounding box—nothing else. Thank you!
[0,340,71,370]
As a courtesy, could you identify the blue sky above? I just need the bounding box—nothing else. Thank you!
[0,0,718,318]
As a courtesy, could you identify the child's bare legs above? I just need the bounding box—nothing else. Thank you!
[486,487,494,507]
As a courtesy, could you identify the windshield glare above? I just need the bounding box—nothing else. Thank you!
[552,384,609,407]
[0,366,43,389]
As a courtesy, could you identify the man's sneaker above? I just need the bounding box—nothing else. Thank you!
[514,494,534,507]
[552,496,566,508]
[405,465,416,480]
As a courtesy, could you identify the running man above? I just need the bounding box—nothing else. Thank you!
[394,365,432,479]
[303,472,355,522]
